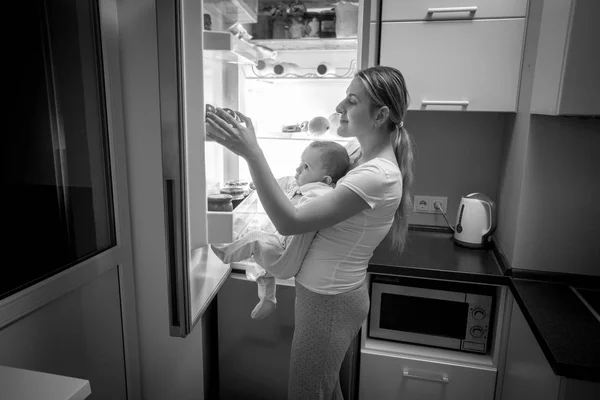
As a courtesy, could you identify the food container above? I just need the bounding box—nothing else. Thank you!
[272,17,288,39]
[254,11,272,39]
[208,194,233,212]
[305,13,321,38]
[335,0,358,38]
[319,10,336,38]
[225,180,251,197]
[220,186,246,209]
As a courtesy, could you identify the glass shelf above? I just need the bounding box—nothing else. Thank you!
[257,133,351,142]
[251,38,358,52]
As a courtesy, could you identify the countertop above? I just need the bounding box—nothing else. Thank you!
[369,226,509,285]
[367,225,600,383]
[0,365,91,400]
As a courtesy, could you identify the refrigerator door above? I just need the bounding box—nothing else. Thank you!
[156,0,231,337]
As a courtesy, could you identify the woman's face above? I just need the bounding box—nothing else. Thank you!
[335,77,376,137]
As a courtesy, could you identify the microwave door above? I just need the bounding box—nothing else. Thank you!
[156,0,231,338]
[370,283,468,350]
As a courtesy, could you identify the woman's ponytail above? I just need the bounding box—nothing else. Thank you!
[356,66,414,252]
[390,125,415,252]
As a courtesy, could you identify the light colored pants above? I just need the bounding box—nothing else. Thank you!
[289,280,370,400]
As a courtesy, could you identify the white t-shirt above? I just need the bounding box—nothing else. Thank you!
[295,158,403,294]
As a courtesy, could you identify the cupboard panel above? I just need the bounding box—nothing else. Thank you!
[359,349,496,400]
[380,19,525,112]
[382,0,527,21]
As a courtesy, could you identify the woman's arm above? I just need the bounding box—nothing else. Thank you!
[206,108,369,235]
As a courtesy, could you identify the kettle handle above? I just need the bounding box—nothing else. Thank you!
[483,201,492,233]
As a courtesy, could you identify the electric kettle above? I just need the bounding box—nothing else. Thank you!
[454,193,497,248]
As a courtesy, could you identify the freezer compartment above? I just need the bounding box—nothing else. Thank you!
[207,190,271,243]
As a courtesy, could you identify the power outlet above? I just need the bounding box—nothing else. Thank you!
[429,196,448,214]
[413,195,448,214]
[413,195,430,213]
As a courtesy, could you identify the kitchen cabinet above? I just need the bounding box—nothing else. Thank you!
[375,0,528,112]
[499,300,561,400]
[359,349,496,400]
[381,0,527,21]
[380,19,525,112]
[499,299,600,400]
[530,0,600,116]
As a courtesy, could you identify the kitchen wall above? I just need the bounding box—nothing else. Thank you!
[514,115,600,274]
[242,78,508,228]
[404,111,507,227]
[496,0,600,276]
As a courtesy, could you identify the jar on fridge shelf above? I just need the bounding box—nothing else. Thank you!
[305,13,320,38]
[254,11,272,39]
[220,186,246,209]
[272,16,288,39]
[225,179,251,197]
[319,10,336,38]
[288,16,306,39]
[207,194,233,212]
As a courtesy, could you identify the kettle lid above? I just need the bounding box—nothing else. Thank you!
[465,192,492,202]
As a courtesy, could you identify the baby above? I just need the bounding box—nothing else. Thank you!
[211,140,350,319]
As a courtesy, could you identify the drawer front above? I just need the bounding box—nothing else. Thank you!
[359,350,496,400]
[380,19,525,112]
[382,0,528,21]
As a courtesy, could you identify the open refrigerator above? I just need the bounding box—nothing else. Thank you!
[156,0,371,398]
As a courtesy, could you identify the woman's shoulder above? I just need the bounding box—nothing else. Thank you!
[349,157,401,177]
[339,158,402,192]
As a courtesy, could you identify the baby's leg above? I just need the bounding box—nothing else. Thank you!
[251,273,276,320]
[211,230,275,263]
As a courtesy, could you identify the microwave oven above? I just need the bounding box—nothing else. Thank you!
[369,275,495,354]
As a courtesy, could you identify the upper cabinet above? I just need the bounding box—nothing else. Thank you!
[530,0,600,116]
[381,0,527,21]
[375,0,528,112]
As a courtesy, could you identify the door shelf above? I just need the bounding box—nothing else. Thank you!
[245,59,356,80]
[204,31,259,65]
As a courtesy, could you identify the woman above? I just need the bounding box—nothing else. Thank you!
[206,66,415,399]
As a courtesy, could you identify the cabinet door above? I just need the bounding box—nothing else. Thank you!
[380,19,525,112]
[382,0,527,21]
[500,302,560,400]
[359,350,496,400]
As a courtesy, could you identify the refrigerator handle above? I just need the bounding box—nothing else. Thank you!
[165,178,188,337]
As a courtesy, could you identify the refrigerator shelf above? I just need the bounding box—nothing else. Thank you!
[257,133,351,142]
[251,38,358,52]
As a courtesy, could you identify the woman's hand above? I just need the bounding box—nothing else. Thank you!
[206,108,261,161]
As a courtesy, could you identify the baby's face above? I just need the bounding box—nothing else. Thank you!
[295,147,328,186]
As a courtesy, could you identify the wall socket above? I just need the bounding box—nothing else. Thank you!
[413,195,448,214]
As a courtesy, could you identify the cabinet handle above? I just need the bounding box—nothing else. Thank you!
[403,368,449,384]
[427,6,478,14]
[421,100,469,107]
